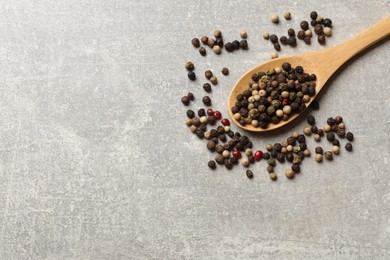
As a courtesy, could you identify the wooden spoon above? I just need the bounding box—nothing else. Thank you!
[228,16,390,132]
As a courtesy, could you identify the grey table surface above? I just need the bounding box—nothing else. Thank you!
[0,0,389,259]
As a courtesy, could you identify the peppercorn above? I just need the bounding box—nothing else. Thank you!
[271,52,278,59]
[345,143,353,151]
[326,117,335,126]
[207,38,215,48]
[315,146,323,154]
[206,160,216,171]
[314,134,321,142]
[311,20,317,26]
[323,18,332,28]
[303,149,311,157]
[332,146,340,155]
[266,144,273,151]
[303,127,312,135]
[244,169,254,179]
[199,47,206,56]
[215,37,223,48]
[288,36,297,46]
[185,61,195,71]
[338,123,345,129]
[205,70,213,80]
[224,42,233,52]
[267,158,276,166]
[274,43,281,51]
[266,165,274,174]
[213,111,221,119]
[346,132,354,141]
[300,20,309,30]
[303,36,311,45]
[324,151,333,160]
[271,13,279,23]
[285,169,294,179]
[203,83,212,93]
[240,40,248,49]
[241,158,249,167]
[270,34,278,44]
[311,126,318,134]
[263,32,270,40]
[188,71,196,81]
[326,132,335,142]
[324,125,331,133]
[283,11,291,20]
[191,38,200,47]
[263,152,270,159]
[314,25,323,35]
[240,31,248,39]
[337,129,346,138]
[318,35,326,45]
[306,115,315,125]
[215,154,224,164]
[310,100,319,110]
[297,134,306,143]
[197,109,205,117]
[276,153,285,163]
[181,96,190,105]
[292,163,300,173]
[334,116,343,124]
[315,154,323,162]
[186,109,195,119]
[310,11,318,20]
[316,16,324,24]
[297,31,305,40]
[210,76,218,85]
[273,143,282,152]
[202,96,211,106]
[280,36,288,45]
[323,27,332,37]
[213,45,221,54]
[288,28,295,36]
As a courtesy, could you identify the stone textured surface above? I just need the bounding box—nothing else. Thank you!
[0,0,389,259]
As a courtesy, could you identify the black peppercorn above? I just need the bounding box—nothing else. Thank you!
[274,143,282,152]
[205,70,213,80]
[280,36,288,45]
[291,163,300,173]
[310,11,317,20]
[216,38,223,48]
[297,31,305,40]
[240,40,248,49]
[274,43,281,51]
[225,42,234,52]
[346,132,354,141]
[188,71,196,81]
[277,153,285,163]
[208,160,216,169]
[219,134,227,142]
[326,132,335,142]
[224,160,233,169]
[232,40,240,50]
[311,20,317,26]
[270,150,278,158]
[181,96,190,105]
[323,18,332,28]
[310,100,319,110]
[345,142,353,151]
[327,117,336,126]
[335,116,343,124]
[230,156,238,165]
[315,146,323,154]
[311,126,318,134]
[263,152,270,159]
[222,68,229,76]
[186,109,195,118]
[332,139,340,146]
[203,83,212,92]
[191,38,200,48]
[297,134,306,143]
[282,62,291,71]
[246,170,254,179]
[307,115,315,125]
[239,119,246,125]
[314,25,324,35]
[288,36,297,46]
[300,20,309,30]
[337,129,345,138]
[270,34,278,44]
[207,140,216,151]
[303,36,311,45]
[288,28,295,36]
[202,96,212,106]
[199,47,206,56]
[317,129,324,137]
[318,35,326,45]
[198,108,206,117]
[287,136,296,145]
[248,155,255,164]
[187,92,194,100]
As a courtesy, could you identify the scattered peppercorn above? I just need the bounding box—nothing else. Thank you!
[318,35,326,45]
[263,32,270,40]
[210,76,218,85]
[297,31,305,40]
[246,170,254,179]
[315,146,323,154]
[310,11,318,20]
[326,132,335,142]
[240,40,248,49]
[346,132,354,142]
[292,163,300,173]
[199,47,206,56]
[303,36,311,45]
[181,96,190,105]
[315,153,323,162]
[270,172,277,181]
[203,83,212,93]
[345,143,353,151]
[202,96,212,106]
[240,31,248,39]
[323,18,332,28]
[205,70,213,80]
[188,71,196,81]
[300,20,309,30]
[208,160,216,169]
[284,11,291,20]
[307,115,315,125]
[271,13,279,23]
[214,30,222,38]
[207,38,215,48]
[288,36,297,46]
[280,36,288,45]
[191,38,200,47]
[285,169,295,179]
[288,28,295,36]
[213,45,221,54]
[185,61,195,71]
[324,151,333,160]
[323,27,332,36]
[225,42,234,52]
[221,68,229,76]
[274,43,281,51]
[332,146,340,155]
[270,34,278,44]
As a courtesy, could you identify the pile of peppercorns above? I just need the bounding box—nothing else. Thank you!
[265,11,333,58]
[231,62,317,129]
[191,30,248,56]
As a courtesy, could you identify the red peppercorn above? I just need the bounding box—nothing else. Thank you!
[232,150,241,159]
[213,111,222,119]
[207,109,214,116]
[221,118,230,126]
[254,150,263,160]
[282,98,289,106]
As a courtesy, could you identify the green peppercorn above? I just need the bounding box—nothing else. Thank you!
[267,158,276,166]
[185,61,195,71]
[210,76,218,85]
[267,165,274,173]
[324,151,333,160]
[270,172,277,181]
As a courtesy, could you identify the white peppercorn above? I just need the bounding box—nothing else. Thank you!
[332,146,340,155]
[241,158,250,167]
[303,127,312,135]
[324,125,331,132]
[323,27,332,36]
[271,13,279,23]
[305,29,312,37]
[285,169,295,179]
[263,32,270,40]
[314,134,321,142]
[240,31,248,38]
[245,148,252,156]
[213,45,221,54]
[185,118,192,126]
[222,150,230,158]
[315,154,323,162]
[283,11,291,20]
[271,52,278,59]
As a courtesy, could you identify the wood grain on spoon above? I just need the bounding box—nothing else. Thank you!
[228,16,390,132]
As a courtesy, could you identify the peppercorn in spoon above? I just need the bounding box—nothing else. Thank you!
[228,16,390,132]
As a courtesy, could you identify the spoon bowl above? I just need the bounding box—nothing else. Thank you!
[228,16,390,132]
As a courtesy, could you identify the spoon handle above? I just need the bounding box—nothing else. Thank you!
[319,16,390,78]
